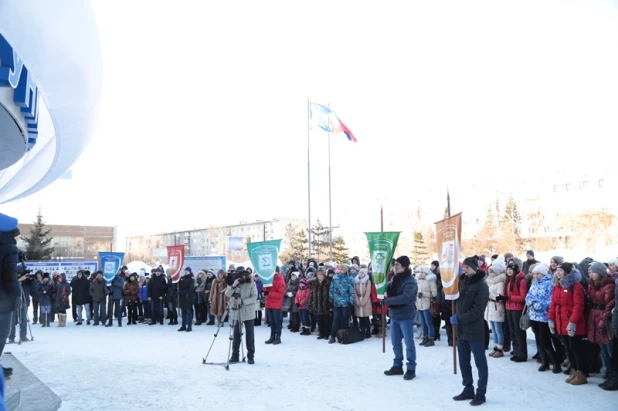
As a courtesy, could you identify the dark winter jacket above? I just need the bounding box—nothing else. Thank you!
[309,277,332,316]
[283,277,300,312]
[166,280,178,304]
[70,276,91,305]
[123,280,140,304]
[455,269,489,342]
[148,274,167,300]
[90,278,108,302]
[587,276,615,344]
[0,233,21,314]
[36,280,53,306]
[111,274,126,300]
[178,274,195,309]
[613,275,618,331]
[522,258,539,275]
[384,269,418,321]
[54,274,71,308]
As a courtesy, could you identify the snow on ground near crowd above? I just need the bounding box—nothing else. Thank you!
[5,317,617,411]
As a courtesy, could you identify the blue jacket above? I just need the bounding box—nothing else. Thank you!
[329,274,355,307]
[384,269,418,320]
[112,274,126,300]
[0,233,21,313]
[139,283,149,302]
[525,275,553,323]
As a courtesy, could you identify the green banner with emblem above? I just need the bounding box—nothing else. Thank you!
[365,232,400,298]
[247,239,281,286]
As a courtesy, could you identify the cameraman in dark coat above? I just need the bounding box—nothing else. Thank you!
[450,255,489,406]
[177,267,195,332]
[0,214,22,368]
[225,266,258,364]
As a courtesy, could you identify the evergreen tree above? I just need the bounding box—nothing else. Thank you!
[478,205,497,253]
[310,220,331,262]
[331,235,349,264]
[501,196,523,251]
[22,210,55,260]
[411,231,429,266]
[279,225,308,265]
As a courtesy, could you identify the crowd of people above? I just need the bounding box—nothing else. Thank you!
[1,211,618,407]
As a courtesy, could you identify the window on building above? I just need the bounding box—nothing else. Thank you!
[565,183,571,191]
[553,185,558,192]
[580,181,589,189]
[599,179,605,187]
[544,227,550,233]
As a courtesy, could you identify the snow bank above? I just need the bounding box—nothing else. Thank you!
[6,311,617,411]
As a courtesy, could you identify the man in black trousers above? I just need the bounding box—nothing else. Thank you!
[450,255,489,406]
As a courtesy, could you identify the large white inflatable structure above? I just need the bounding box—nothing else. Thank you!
[0,0,102,203]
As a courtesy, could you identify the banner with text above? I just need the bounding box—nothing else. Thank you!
[365,232,400,299]
[435,213,462,300]
[167,245,185,283]
[246,239,281,287]
[98,252,125,286]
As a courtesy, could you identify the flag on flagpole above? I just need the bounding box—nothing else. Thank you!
[309,102,357,142]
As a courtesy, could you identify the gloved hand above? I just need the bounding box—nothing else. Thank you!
[380,298,387,306]
[286,292,293,298]
[548,320,556,334]
[14,297,22,311]
[450,315,458,325]
[495,295,508,302]
[418,292,423,298]
[566,322,576,337]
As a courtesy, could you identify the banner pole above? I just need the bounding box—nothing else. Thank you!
[307,98,312,259]
[447,189,457,375]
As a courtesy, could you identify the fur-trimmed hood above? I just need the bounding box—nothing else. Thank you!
[487,273,506,286]
[559,267,582,288]
[355,274,370,285]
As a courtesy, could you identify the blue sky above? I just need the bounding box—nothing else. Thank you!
[4,0,618,249]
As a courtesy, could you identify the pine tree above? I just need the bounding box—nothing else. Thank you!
[411,231,429,266]
[310,220,331,262]
[331,235,349,264]
[279,226,308,265]
[478,205,497,253]
[501,196,523,252]
[22,210,55,260]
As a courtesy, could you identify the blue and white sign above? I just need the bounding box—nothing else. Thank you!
[25,261,98,282]
[0,33,39,149]
[183,256,227,275]
[98,252,125,286]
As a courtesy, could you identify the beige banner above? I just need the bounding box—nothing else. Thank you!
[435,213,462,300]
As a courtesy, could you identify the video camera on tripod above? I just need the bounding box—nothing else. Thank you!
[16,250,34,279]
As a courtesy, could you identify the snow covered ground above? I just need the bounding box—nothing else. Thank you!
[4,315,617,411]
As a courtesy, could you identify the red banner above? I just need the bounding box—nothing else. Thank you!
[167,246,185,283]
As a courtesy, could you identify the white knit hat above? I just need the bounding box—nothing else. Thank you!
[531,263,549,276]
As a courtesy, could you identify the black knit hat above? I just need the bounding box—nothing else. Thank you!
[462,255,479,271]
[431,260,439,267]
[558,262,573,274]
[396,256,411,269]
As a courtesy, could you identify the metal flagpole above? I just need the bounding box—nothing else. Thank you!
[328,103,333,263]
[307,99,312,259]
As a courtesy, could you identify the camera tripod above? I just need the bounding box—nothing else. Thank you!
[202,290,246,370]
[9,287,35,344]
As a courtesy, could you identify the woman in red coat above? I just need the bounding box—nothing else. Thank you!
[587,262,616,381]
[548,262,587,385]
[264,266,286,345]
[497,262,528,362]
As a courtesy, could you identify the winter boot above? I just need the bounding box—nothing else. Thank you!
[384,366,404,376]
[552,362,562,374]
[40,313,46,327]
[328,336,336,344]
[419,337,429,346]
[600,375,618,391]
[488,346,498,357]
[273,334,281,345]
[371,326,380,335]
[265,333,276,344]
[118,319,122,327]
[470,394,486,406]
[60,314,67,327]
[569,370,588,385]
[229,355,240,364]
[453,390,475,401]
[493,347,504,358]
[178,326,187,332]
[364,328,371,339]
[424,338,435,347]
[403,369,416,380]
[565,369,577,384]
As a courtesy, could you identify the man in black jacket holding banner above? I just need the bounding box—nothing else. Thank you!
[450,255,489,406]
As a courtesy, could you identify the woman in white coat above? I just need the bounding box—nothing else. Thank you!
[416,266,438,347]
[485,264,506,358]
